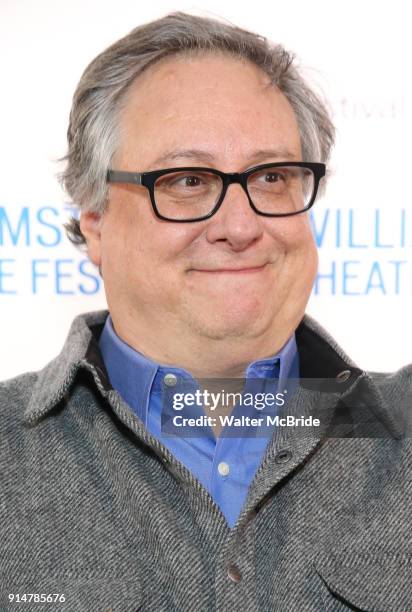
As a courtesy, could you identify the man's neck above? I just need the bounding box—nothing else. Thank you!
[108,311,295,379]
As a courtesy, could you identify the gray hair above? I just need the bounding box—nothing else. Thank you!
[60,11,335,249]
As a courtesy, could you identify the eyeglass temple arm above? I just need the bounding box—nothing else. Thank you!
[107,170,142,185]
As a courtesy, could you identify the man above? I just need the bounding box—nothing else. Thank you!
[1,12,411,612]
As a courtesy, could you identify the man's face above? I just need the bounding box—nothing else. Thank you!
[81,53,318,347]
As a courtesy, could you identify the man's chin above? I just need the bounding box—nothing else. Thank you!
[187,309,268,341]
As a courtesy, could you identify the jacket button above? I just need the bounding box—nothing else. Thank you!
[275,449,293,464]
[227,563,242,583]
[336,369,351,383]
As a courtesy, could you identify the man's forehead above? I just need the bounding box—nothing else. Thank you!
[116,54,302,167]
[121,52,288,117]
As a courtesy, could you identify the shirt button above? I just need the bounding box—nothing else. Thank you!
[218,462,230,476]
[227,563,242,583]
[164,373,178,386]
[336,369,351,383]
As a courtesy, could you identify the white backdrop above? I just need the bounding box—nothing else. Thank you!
[1,0,411,379]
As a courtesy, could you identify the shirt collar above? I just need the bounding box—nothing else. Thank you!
[98,314,299,425]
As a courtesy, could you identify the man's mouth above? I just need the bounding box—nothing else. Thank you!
[191,263,269,274]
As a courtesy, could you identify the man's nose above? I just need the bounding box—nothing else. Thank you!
[205,182,264,250]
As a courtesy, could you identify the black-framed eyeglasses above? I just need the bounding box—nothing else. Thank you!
[106,161,326,222]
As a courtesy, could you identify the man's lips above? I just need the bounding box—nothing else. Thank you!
[190,263,269,274]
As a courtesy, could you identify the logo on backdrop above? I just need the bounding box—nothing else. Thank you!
[0,206,100,296]
[311,208,411,296]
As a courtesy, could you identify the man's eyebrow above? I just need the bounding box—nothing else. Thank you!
[246,148,300,164]
[149,147,300,168]
[150,149,215,167]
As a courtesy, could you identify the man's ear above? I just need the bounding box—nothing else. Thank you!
[79,211,103,267]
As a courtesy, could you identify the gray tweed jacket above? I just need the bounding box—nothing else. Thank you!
[1,309,411,612]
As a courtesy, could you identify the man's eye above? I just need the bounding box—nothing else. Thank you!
[164,174,205,188]
[264,172,284,183]
[180,175,202,187]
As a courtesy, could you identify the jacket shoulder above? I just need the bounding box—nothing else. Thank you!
[367,362,412,387]
[0,371,39,421]
[366,363,412,422]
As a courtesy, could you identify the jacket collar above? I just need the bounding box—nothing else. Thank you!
[23,309,403,438]
[24,310,109,424]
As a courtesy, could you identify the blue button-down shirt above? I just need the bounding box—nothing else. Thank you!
[99,315,299,527]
